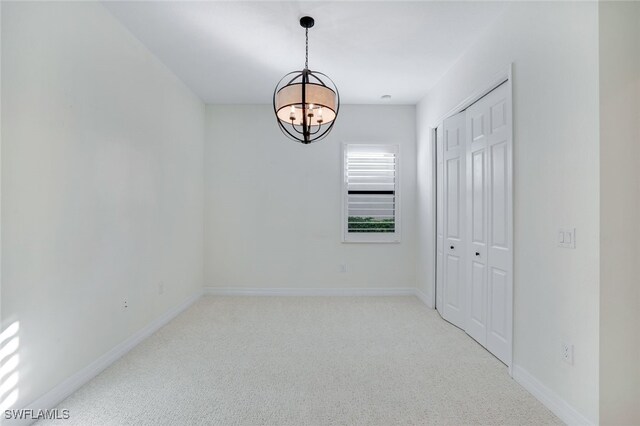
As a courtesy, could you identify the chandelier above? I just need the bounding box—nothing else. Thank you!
[273,16,340,144]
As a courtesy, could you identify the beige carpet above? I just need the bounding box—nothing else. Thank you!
[39,296,561,425]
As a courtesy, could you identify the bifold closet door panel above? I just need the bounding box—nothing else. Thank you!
[484,83,512,365]
[436,125,445,312]
[441,111,467,330]
[465,101,488,347]
[463,82,512,365]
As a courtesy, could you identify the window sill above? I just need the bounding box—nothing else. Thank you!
[341,233,401,244]
[341,240,401,244]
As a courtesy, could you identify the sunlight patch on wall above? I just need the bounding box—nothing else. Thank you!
[0,321,21,411]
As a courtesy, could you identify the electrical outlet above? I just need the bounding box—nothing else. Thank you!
[123,300,128,309]
[158,282,165,295]
[339,264,347,273]
[561,341,574,365]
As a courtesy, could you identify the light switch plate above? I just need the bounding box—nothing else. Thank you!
[558,228,576,249]
[561,340,574,365]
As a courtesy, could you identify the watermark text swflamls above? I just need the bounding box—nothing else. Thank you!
[4,409,70,420]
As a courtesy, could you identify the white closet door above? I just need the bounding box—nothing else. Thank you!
[485,84,512,364]
[436,125,444,311]
[441,111,466,329]
[465,82,512,365]
[465,101,488,346]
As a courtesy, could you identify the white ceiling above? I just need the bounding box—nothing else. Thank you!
[103,1,507,105]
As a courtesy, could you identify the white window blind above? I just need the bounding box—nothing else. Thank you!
[343,144,400,243]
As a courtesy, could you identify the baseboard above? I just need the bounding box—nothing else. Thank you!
[414,288,434,308]
[203,286,416,297]
[8,291,202,426]
[512,365,594,426]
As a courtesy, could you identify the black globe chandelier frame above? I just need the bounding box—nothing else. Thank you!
[273,16,340,144]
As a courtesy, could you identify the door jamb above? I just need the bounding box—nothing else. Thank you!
[431,127,438,310]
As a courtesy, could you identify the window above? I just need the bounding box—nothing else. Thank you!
[342,144,400,243]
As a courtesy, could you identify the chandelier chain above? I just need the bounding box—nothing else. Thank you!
[305,27,309,69]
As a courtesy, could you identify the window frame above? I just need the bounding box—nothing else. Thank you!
[341,143,401,243]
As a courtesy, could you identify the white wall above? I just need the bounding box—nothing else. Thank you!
[205,105,416,290]
[1,2,205,410]
[599,2,640,424]
[415,103,434,306]
[416,2,599,423]
[0,0,3,347]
